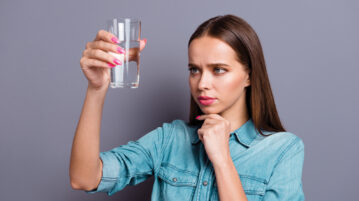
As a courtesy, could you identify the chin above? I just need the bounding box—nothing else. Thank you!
[199,106,222,115]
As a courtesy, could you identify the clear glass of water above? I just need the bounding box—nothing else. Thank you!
[107,18,141,88]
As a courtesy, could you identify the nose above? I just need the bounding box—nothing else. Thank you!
[197,71,212,90]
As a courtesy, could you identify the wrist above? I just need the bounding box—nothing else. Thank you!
[86,86,108,102]
[87,84,109,93]
[211,155,233,169]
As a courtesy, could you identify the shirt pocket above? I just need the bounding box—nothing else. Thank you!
[157,163,198,201]
[210,174,267,201]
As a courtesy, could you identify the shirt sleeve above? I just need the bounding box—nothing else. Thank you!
[85,121,174,196]
[262,136,305,201]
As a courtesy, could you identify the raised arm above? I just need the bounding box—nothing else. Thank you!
[69,30,147,191]
[69,29,124,191]
[69,86,107,191]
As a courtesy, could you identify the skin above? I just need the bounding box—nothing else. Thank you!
[69,30,146,190]
[188,36,250,201]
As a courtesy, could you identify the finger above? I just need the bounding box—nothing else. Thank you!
[139,38,147,52]
[94,29,119,44]
[86,40,125,54]
[81,58,115,69]
[83,49,122,66]
[195,115,204,120]
[203,118,218,125]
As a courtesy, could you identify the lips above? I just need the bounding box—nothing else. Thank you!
[198,96,215,100]
[198,96,216,106]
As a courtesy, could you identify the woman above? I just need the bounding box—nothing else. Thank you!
[70,14,305,201]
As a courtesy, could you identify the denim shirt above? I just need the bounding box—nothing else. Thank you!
[86,118,305,201]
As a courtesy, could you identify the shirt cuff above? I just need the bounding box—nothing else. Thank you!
[85,151,120,194]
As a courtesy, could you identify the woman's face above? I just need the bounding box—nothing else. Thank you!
[188,36,250,116]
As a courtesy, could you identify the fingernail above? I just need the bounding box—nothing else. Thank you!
[196,115,200,119]
[111,37,119,44]
[113,59,122,65]
[144,38,147,44]
[108,62,116,68]
[117,47,125,54]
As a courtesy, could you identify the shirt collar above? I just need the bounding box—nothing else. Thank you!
[191,118,258,148]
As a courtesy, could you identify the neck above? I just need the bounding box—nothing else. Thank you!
[219,93,249,133]
[229,114,249,133]
[220,108,249,134]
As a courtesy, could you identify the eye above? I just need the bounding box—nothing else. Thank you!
[188,67,199,74]
[188,66,227,75]
[214,67,227,74]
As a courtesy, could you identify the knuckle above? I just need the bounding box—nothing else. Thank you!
[82,49,88,57]
[93,59,100,66]
[80,57,86,65]
[98,29,105,37]
[101,41,112,51]
[92,41,99,48]
[93,49,102,57]
[89,59,97,66]
[86,42,91,49]
[100,41,108,50]
[99,29,109,40]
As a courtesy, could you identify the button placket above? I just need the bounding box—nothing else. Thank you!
[194,143,213,201]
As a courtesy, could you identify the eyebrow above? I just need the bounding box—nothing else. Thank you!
[188,63,230,68]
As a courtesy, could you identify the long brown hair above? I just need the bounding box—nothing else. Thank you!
[187,14,286,136]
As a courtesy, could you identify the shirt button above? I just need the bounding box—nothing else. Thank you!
[203,181,208,186]
[172,178,177,182]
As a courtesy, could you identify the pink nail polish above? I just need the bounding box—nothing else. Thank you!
[117,47,125,54]
[113,59,122,65]
[108,62,116,68]
[196,115,200,119]
[144,38,147,44]
[111,37,119,44]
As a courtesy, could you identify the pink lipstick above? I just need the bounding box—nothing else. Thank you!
[198,96,216,106]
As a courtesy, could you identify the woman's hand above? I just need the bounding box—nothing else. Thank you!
[80,30,147,90]
[196,114,232,165]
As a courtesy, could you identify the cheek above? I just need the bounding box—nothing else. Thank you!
[216,74,246,101]
[189,77,197,94]
[188,77,194,89]
[217,74,242,92]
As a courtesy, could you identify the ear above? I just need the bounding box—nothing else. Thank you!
[244,74,251,87]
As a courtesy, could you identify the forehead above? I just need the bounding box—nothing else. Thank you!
[188,36,238,64]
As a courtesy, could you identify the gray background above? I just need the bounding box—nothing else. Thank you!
[0,0,358,200]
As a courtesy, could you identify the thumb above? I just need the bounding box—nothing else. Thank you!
[139,38,147,52]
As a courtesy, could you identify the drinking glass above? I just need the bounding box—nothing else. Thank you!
[107,18,141,88]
